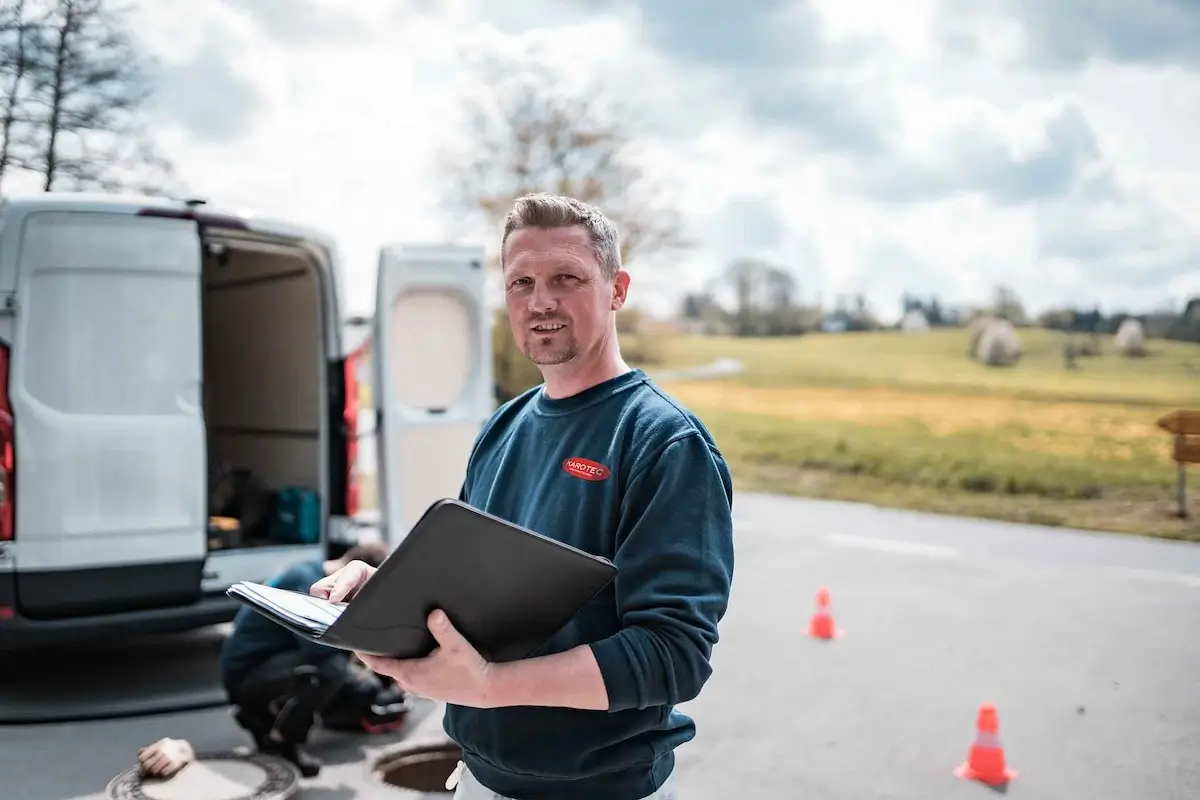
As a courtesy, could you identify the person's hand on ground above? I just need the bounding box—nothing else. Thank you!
[137,738,195,779]
[356,609,494,708]
[310,560,377,602]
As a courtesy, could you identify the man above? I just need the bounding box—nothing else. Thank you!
[221,541,408,777]
[312,193,735,799]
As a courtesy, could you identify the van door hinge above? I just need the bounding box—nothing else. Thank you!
[0,293,15,314]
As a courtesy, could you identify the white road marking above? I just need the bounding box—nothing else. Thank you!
[825,533,959,559]
[1104,567,1200,589]
[733,518,756,531]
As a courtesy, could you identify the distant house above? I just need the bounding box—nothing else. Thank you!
[819,310,853,333]
[900,310,931,332]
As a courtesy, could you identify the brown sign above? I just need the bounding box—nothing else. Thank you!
[1175,436,1200,465]
[1157,409,1200,436]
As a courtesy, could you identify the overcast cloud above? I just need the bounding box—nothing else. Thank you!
[17,0,1192,321]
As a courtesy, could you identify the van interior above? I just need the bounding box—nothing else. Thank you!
[200,237,334,553]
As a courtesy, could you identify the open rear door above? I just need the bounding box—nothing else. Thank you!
[9,209,207,617]
[372,244,493,546]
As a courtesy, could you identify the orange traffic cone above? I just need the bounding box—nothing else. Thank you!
[955,702,1017,786]
[806,587,841,639]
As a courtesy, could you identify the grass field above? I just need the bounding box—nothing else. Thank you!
[644,328,1200,540]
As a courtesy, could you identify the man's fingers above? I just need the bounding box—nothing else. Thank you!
[332,563,371,602]
[310,567,358,600]
[311,561,379,601]
[427,609,466,649]
[328,571,359,602]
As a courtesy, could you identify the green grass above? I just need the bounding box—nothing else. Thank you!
[642,329,1200,540]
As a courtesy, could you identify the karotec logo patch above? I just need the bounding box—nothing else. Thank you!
[562,457,611,481]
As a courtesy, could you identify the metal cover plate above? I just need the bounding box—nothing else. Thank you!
[105,751,299,800]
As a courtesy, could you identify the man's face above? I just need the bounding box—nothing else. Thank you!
[502,225,628,367]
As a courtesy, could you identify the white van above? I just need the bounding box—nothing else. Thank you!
[0,192,493,650]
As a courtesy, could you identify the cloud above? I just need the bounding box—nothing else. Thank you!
[860,103,1105,206]
[115,0,1200,321]
[943,0,1200,70]
[1036,172,1200,294]
[634,0,817,69]
[215,0,367,43]
[148,38,264,143]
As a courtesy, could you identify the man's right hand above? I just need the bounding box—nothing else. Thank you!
[310,560,377,602]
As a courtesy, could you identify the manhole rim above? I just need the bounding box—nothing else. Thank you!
[104,750,300,800]
[371,737,463,796]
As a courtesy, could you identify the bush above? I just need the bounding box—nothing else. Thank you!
[491,311,542,404]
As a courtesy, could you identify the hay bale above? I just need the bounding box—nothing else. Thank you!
[1114,318,1147,357]
[974,318,1021,366]
[967,316,997,356]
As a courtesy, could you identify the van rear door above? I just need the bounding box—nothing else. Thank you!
[372,243,493,545]
[10,208,207,618]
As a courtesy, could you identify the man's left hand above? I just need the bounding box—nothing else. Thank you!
[356,609,495,708]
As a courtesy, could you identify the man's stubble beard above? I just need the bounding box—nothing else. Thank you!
[523,335,578,366]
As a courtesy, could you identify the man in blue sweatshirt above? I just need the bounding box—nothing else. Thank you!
[312,193,735,799]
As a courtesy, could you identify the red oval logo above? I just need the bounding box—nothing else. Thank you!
[562,457,610,481]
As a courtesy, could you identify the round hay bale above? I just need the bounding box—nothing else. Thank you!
[974,318,1021,366]
[1114,318,1147,357]
[967,316,996,356]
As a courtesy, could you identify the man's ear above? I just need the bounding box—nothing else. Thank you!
[612,270,630,311]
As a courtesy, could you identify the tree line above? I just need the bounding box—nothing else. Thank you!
[0,0,175,195]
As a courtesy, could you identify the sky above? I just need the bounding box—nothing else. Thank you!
[56,0,1200,322]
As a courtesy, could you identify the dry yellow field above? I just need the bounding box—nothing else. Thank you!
[647,330,1200,539]
[662,381,1174,464]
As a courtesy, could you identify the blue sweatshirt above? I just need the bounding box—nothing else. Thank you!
[444,368,735,800]
[219,559,333,691]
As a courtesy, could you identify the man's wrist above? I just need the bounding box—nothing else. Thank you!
[479,660,504,709]
[474,646,609,710]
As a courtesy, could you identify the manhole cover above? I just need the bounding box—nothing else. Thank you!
[105,751,299,800]
[374,741,463,796]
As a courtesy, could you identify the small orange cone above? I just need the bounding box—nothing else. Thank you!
[806,587,841,639]
[955,702,1017,786]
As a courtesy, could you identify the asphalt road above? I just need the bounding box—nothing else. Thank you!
[2,492,1199,799]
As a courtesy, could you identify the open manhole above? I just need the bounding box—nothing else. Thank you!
[374,741,463,796]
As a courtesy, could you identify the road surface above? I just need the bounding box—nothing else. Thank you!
[2,492,1198,799]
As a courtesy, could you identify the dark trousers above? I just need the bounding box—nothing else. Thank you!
[226,650,380,745]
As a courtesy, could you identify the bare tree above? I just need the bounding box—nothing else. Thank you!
[18,0,179,193]
[440,60,688,269]
[990,284,1027,325]
[0,0,40,189]
[718,258,801,336]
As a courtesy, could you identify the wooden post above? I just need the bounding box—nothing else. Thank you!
[1179,462,1188,519]
[1158,410,1200,520]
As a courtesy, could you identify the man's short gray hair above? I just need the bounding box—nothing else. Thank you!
[500,193,622,280]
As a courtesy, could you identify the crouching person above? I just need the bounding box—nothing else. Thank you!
[219,542,407,776]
